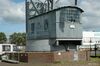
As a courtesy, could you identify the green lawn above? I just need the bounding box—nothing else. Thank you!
[0,57,100,66]
[90,57,100,63]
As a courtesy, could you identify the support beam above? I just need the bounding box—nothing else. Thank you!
[30,0,40,14]
[47,0,54,11]
[75,0,77,5]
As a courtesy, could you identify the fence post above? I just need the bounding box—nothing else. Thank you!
[95,44,97,57]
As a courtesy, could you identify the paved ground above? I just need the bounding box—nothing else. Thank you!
[0,61,100,66]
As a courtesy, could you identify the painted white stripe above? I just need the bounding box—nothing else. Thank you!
[56,39,82,41]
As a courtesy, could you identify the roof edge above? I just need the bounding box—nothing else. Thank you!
[29,6,84,19]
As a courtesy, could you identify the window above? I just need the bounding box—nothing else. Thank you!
[44,19,48,31]
[31,23,35,33]
[2,45,11,51]
[61,8,80,23]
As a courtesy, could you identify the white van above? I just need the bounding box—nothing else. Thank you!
[0,44,17,55]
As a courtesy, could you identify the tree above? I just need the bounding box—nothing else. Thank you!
[0,32,7,43]
[9,32,26,46]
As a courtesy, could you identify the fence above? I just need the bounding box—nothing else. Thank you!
[78,44,100,57]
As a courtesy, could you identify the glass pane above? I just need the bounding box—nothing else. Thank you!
[2,45,11,51]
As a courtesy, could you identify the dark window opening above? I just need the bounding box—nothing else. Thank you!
[59,40,82,51]
[44,19,48,31]
[59,40,81,45]
[31,23,35,33]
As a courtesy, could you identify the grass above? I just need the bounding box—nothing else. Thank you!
[90,57,100,63]
[1,62,99,66]
[96,54,100,56]
[1,57,100,66]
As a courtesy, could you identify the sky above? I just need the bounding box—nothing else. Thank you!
[0,0,25,37]
[0,0,100,36]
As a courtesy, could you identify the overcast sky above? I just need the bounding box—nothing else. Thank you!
[0,0,100,36]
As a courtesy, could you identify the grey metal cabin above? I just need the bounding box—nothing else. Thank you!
[26,6,84,51]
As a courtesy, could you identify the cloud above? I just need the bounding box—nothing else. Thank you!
[0,0,100,31]
[54,0,76,8]
[79,0,100,31]
[0,0,25,23]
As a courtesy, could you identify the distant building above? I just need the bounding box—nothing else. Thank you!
[79,31,100,50]
[0,44,17,55]
[83,31,100,45]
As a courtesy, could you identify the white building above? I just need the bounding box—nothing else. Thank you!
[83,31,100,45]
[80,31,100,50]
[0,44,17,55]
